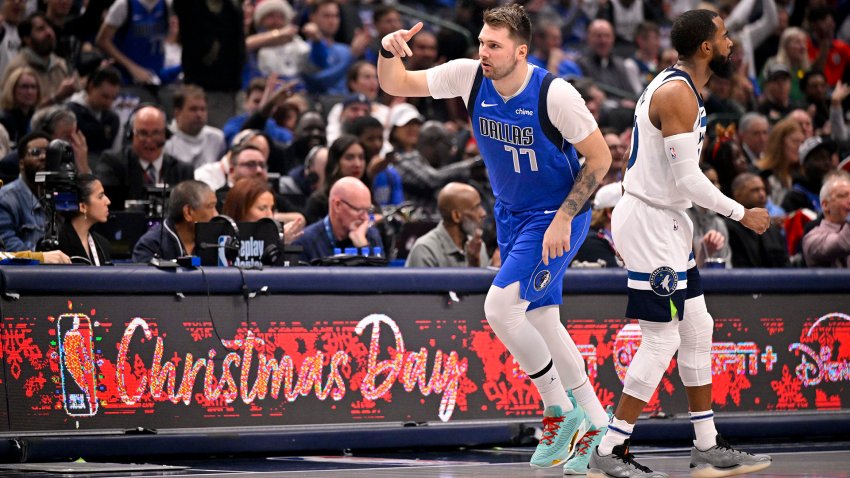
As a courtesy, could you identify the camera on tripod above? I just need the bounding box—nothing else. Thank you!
[35,140,78,251]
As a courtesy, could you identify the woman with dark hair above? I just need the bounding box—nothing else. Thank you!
[303,134,366,224]
[0,66,42,143]
[702,134,750,197]
[223,177,276,222]
[58,174,112,265]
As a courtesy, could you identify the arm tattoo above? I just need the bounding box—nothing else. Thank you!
[560,163,604,217]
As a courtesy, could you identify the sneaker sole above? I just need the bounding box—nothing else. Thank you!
[563,467,587,475]
[690,461,772,478]
[587,469,610,478]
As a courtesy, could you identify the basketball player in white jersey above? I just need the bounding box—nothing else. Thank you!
[587,10,772,478]
[378,4,613,471]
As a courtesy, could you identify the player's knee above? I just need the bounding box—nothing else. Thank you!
[678,297,713,385]
[484,284,525,335]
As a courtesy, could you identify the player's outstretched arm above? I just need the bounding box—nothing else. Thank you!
[377,22,431,98]
[541,128,612,265]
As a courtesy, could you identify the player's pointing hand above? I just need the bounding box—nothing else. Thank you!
[381,22,424,58]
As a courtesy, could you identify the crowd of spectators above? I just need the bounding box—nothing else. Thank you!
[0,0,847,270]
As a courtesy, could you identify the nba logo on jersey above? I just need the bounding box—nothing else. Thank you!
[649,266,678,296]
[669,147,678,161]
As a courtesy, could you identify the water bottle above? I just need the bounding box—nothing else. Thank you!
[372,246,383,258]
[344,247,358,255]
[360,247,371,256]
[333,247,342,256]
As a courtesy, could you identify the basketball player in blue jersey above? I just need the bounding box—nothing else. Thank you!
[587,11,772,478]
[378,4,613,471]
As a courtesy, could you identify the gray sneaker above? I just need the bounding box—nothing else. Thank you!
[690,434,771,477]
[587,440,669,478]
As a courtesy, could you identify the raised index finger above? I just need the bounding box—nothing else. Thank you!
[403,22,424,41]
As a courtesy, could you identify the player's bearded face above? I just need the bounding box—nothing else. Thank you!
[708,46,734,80]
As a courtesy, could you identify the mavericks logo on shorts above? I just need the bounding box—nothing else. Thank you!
[649,266,678,297]
[533,270,552,292]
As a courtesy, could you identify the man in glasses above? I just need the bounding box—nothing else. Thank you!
[0,131,50,251]
[293,176,383,263]
[96,105,193,210]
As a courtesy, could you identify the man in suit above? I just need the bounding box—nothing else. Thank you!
[96,105,193,210]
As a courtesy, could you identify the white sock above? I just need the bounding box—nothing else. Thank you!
[572,379,609,428]
[597,417,633,456]
[689,410,718,450]
[529,360,572,412]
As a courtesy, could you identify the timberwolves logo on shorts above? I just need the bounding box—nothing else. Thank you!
[649,266,678,297]
[533,270,552,291]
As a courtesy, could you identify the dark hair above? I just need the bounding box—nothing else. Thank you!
[16,130,50,157]
[344,115,383,137]
[168,180,213,224]
[808,6,833,24]
[311,0,336,15]
[634,21,660,41]
[671,9,719,58]
[18,12,50,41]
[345,61,374,91]
[372,5,399,24]
[800,69,826,92]
[324,134,363,192]
[246,77,266,97]
[483,4,532,46]
[223,177,273,221]
[173,84,206,110]
[87,66,122,89]
[75,174,100,205]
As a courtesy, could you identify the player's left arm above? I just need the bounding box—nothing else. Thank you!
[541,80,612,265]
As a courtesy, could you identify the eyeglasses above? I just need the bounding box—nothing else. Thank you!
[134,129,166,140]
[339,197,374,216]
[26,147,46,157]
[236,161,268,170]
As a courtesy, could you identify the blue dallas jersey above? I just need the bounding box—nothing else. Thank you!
[467,64,582,212]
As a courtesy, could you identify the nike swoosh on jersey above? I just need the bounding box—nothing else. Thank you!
[480,100,498,107]
[543,210,558,214]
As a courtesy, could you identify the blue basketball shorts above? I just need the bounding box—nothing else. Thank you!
[492,201,591,311]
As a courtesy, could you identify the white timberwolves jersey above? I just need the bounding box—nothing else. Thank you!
[623,67,707,211]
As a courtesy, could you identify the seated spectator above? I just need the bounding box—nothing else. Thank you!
[571,181,622,268]
[222,78,265,145]
[223,177,276,222]
[132,179,218,262]
[687,164,732,268]
[789,108,815,139]
[299,0,370,95]
[737,112,769,168]
[238,76,297,147]
[761,27,809,102]
[195,129,270,192]
[278,111,326,176]
[253,0,307,84]
[602,129,625,184]
[67,66,121,162]
[57,174,112,265]
[96,105,194,210]
[0,131,49,251]
[6,13,76,108]
[280,145,327,208]
[803,174,850,267]
[327,60,389,133]
[406,182,488,268]
[757,64,801,124]
[757,118,804,212]
[304,134,366,224]
[0,66,41,144]
[217,142,304,226]
[703,129,751,197]
[623,21,661,93]
[293,176,382,263]
[528,20,582,78]
[577,19,639,100]
[0,0,24,79]
[164,85,227,169]
[345,115,403,207]
[724,173,790,267]
[327,92,370,144]
[783,136,837,214]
